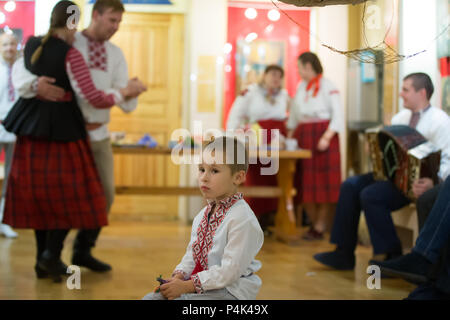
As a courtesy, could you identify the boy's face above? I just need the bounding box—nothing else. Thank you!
[198,153,245,201]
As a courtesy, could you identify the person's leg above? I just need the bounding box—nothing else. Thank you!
[414,177,450,263]
[303,203,317,226]
[142,292,166,300]
[369,179,450,284]
[0,143,17,238]
[416,184,442,230]
[175,288,237,300]
[314,173,375,270]
[38,229,70,282]
[73,138,114,271]
[315,203,332,233]
[329,173,375,252]
[361,180,410,256]
[302,203,323,240]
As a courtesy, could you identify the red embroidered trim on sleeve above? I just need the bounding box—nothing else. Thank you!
[191,274,204,294]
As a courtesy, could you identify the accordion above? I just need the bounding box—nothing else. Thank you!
[366,125,441,199]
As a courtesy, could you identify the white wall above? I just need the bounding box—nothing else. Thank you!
[183,0,228,221]
[399,0,439,109]
[34,0,61,36]
[312,5,349,178]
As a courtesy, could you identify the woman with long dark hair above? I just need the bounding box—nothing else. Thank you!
[2,1,131,282]
[287,52,344,240]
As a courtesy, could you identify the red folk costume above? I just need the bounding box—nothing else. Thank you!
[226,84,289,221]
[287,75,343,204]
[2,36,122,229]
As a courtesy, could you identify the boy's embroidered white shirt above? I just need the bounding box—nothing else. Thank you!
[226,84,289,130]
[174,194,264,300]
[287,77,344,133]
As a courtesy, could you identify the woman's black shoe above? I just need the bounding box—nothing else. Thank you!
[37,251,66,283]
[34,260,69,279]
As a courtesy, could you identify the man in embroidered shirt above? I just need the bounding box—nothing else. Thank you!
[0,33,19,238]
[314,73,450,271]
[12,0,147,271]
[143,136,264,300]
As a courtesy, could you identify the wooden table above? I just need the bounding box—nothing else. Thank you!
[113,145,311,244]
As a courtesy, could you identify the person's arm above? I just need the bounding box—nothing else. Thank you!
[286,95,299,139]
[111,48,146,113]
[189,215,263,294]
[226,90,251,131]
[12,57,37,98]
[65,47,124,109]
[413,113,450,198]
[318,84,343,151]
[12,57,71,102]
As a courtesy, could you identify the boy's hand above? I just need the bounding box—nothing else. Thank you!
[160,279,195,300]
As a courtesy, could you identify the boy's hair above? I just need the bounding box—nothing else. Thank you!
[203,136,249,174]
[93,0,125,14]
[404,72,434,100]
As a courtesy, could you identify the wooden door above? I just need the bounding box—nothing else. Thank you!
[109,12,184,219]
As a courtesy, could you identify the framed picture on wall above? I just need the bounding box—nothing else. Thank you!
[235,39,285,95]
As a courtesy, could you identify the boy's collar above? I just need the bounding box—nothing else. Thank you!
[207,192,243,208]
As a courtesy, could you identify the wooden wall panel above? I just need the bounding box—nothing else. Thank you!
[109,13,184,219]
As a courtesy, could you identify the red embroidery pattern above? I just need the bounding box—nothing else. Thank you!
[191,193,243,272]
[7,65,15,102]
[87,40,107,72]
[191,274,204,294]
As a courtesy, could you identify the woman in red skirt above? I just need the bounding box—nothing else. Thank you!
[2,1,131,282]
[287,52,344,240]
[226,65,289,230]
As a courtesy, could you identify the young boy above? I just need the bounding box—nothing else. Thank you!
[143,136,264,300]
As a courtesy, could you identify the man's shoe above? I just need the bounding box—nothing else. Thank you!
[405,283,450,300]
[72,252,112,272]
[369,251,431,284]
[313,249,355,270]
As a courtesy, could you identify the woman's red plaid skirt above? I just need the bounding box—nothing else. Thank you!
[2,136,108,230]
[293,120,341,204]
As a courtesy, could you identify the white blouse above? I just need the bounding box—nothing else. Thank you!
[287,77,344,133]
[391,106,450,181]
[226,84,289,131]
[174,196,264,300]
[0,57,17,142]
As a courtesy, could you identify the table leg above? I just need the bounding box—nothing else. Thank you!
[271,158,301,245]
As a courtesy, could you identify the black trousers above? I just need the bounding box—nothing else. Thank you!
[416,183,450,294]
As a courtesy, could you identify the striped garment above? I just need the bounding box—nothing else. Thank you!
[3,136,108,229]
[65,47,121,109]
[293,120,341,204]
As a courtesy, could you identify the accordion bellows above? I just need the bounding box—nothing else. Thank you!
[278,0,368,7]
[366,125,441,200]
